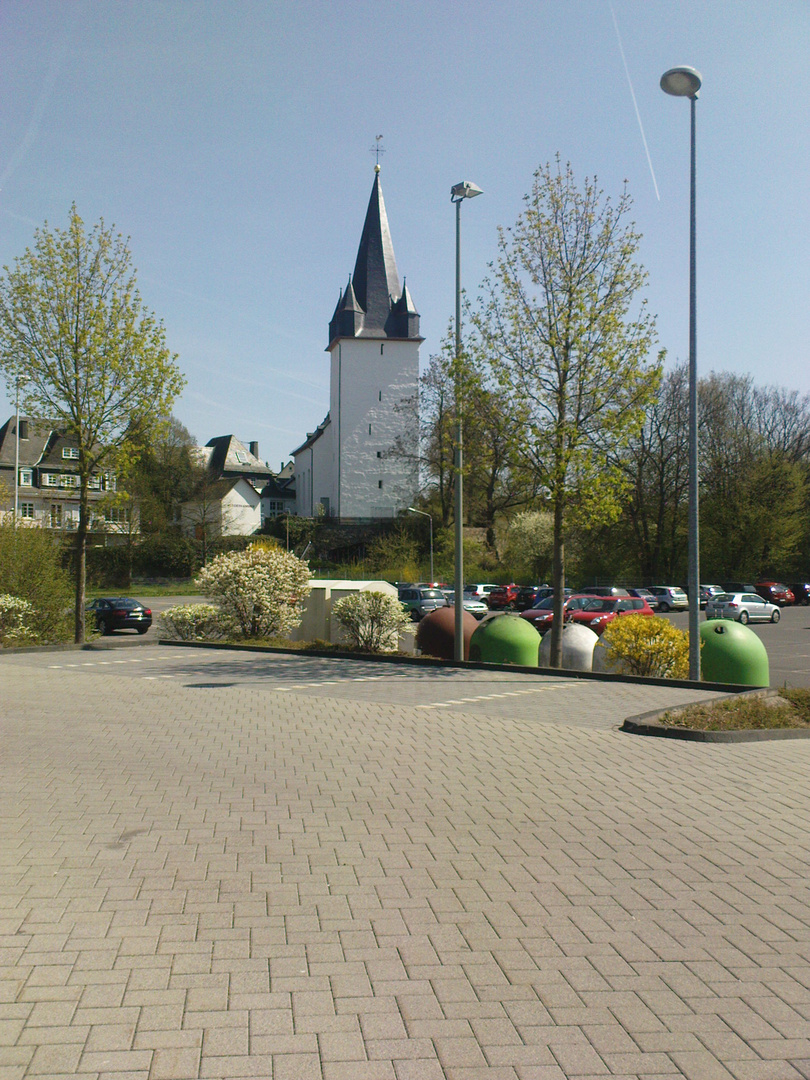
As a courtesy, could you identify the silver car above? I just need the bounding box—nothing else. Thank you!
[705,592,781,624]
[647,586,689,612]
[443,591,489,620]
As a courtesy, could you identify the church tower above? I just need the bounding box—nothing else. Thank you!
[293,167,421,520]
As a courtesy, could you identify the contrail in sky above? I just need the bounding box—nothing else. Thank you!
[609,1,660,201]
[0,41,67,192]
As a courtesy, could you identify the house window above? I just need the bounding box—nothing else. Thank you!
[49,505,62,528]
[103,473,117,492]
[18,468,33,486]
[89,475,102,490]
[368,424,372,435]
[378,480,383,489]
[62,447,80,460]
[60,474,78,488]
[379,390,382,400]
[19,503,34,519]
[234,451,247,463]
[376,451,382,458]
[105,507,129,524]
[380,344,384,355]
[43,473,59,487]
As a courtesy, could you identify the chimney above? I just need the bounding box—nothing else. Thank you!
[249,441,259,459]
[18,419,29,440]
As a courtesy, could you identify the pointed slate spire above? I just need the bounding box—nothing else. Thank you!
[351,169,402,334]
[328,168,421,345]
[391,279,420,338]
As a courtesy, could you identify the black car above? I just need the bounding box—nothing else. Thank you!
[88,597,153,635]
[790,582,810,606]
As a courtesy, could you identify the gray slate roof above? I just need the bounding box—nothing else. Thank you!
[328,171,421,346]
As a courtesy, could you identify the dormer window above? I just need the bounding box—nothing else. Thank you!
[62,447,80,460]
[19,468,33,486]
[234,451,247,463]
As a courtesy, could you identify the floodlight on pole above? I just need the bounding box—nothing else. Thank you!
[661,65,702,680]
[407,507,434,585]
[450,180,482,661]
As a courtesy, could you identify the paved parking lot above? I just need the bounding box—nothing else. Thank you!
[3,644,810,1080]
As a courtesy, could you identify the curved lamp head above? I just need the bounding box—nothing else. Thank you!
[451,181,483,203]
[660,66,702,98]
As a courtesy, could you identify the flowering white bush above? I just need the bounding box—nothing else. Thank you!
[195,545,311,639]
[159,603,224,641]
[0,594,37,646]
[332,591,412,653]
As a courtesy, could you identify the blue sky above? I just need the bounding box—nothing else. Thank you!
[1,0,808,471]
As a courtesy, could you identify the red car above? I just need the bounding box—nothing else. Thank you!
[755,582,795,606]
[487,584,521,610]
[567,594,655,635]
[520,594,594,632]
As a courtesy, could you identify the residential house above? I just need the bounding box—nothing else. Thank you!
[181,435,294,537]
[0,415,127,531]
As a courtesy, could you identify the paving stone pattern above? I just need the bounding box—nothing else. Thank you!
[2,648,810,1079]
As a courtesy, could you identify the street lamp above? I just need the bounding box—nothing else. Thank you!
[450,180,482,661]
[407,507,434,585]
[661,65,702,680]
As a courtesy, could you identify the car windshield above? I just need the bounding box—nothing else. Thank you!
[110,599,141,609]
[582,598,616,612]
[422,590,444,599]
[532,596,555,610]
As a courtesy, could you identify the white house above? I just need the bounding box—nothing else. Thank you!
[292,167,420,521]
[180,476,262,539]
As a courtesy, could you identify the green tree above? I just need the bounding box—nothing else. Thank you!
[475,159,661,666]
[0,518,72,643]
[0,206,185,641]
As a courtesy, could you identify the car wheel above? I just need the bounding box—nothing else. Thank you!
[659,602,670,613]
[137,626,149,635]
[771,608,780,623]
[410,610,420,622]
[506,601,517,611]
[739,610,749,625]
[102,619,113,635]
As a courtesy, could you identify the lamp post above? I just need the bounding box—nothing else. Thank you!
[407,507,434,585]
[450,180,482,661]
[661,65,702,681]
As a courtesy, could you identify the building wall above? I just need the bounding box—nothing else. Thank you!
[293,421,336,518]
[329,337,418,519]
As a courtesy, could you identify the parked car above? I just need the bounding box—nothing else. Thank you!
[487,584,522,610]
[705,591,781,624]
[789,582,810,606]
[513,585,549,611]
[628,587,661,610]
[87,597,152,635]
[576,585,630,598]
[698,584,724,609]
[567,595,655,635]
[519,593,596,632]
[463,583,500,603]
[398,586,447,622]
[442,591,489,619]
[646,586,689,612]
[755,581,795,606]
[719,582,757,596]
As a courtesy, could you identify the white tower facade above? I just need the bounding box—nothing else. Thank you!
[293,169,420,520]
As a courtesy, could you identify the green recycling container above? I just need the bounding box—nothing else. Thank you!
[700,619,769,686]
[469,614,541,666]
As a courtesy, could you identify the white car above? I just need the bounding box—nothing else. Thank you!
[705,592,781,625]
[464,583,500,603]
[647,586,689,612]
